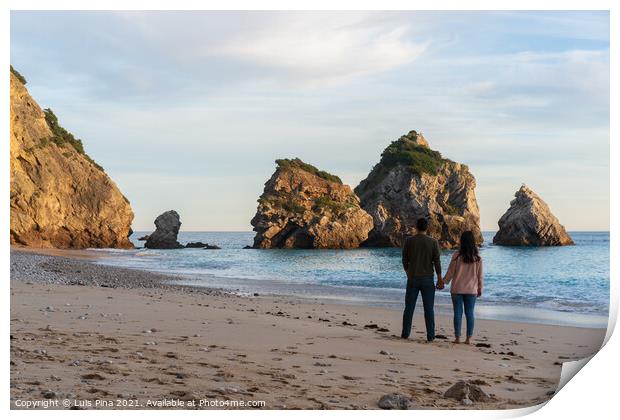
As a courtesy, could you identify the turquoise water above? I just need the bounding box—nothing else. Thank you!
[94,231,610,327]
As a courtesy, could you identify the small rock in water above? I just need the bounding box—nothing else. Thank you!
[461,398,473,406]
[378,393,413,410]
[379,350,391,355]
[144,210,183,249]
[185,241,210,248]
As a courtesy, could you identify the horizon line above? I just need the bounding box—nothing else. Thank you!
[130,229,611,233]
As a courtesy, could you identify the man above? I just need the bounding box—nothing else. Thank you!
[401,217,442,341]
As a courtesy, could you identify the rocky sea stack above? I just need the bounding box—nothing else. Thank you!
[10,67,134,248]
[355,130,482,248]
[144,210,183,249]
[251,158,373,249]
[493,185,574,246]
[185,242,221,249]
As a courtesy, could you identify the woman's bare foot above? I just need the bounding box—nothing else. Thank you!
[452,337,461,344]
[464,337,472,345]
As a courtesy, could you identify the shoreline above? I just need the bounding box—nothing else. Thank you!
[10,247,608,409]
[162,273,608,329]
[13,246,609,329]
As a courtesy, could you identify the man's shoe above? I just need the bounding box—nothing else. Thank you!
[401,335,409,340]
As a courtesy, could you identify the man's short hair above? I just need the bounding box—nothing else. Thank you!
[416,218,429,231]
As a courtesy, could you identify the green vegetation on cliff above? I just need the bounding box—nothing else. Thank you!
[258,193,306,214]
[276,158,342,184]
[44,108,86,153]
[10,66,27,85]
[380,137,445,176]
[43,108,103,171]
[355,131,453,197]
[313,195,356,214]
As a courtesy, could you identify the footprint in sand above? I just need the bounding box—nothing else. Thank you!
[143,377,166,385]
[86,387,111,396]
[81,373,106,380]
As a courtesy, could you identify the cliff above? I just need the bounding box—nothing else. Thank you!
[493,185,574,246]
[251,158,373,248]
[10,68,134,248]
[355,130,482,248]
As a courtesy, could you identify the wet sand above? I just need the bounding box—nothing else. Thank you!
[10,249,606,409]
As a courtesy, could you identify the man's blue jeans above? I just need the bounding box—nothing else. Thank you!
[451,294,477,337]
[401,275,435,340]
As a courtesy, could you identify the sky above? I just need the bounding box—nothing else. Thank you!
[10,11,610,231]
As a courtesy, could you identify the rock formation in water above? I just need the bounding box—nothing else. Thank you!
[185,241,221,249]
[251,158,374,249]
[10,67,134,248]
[493,185,574,246]
[355,130,482,248]
[144,210,183,249]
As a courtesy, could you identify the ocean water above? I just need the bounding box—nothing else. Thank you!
[94,231,610,328]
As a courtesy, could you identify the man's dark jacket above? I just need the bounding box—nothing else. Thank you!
[402,233,441,279]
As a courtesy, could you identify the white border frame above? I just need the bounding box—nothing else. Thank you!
[2,2,616,419]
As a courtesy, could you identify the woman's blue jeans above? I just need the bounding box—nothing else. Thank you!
[451,294,476,337]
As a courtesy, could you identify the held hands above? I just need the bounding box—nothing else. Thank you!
[436,279,445,290]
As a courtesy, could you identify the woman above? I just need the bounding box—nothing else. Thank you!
[439,231,483,344]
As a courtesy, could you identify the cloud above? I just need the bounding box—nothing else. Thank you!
[209,14,427,87]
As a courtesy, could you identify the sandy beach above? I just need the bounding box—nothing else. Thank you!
[10,248,606,410]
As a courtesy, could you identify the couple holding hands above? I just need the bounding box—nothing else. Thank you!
[401,218,484,345]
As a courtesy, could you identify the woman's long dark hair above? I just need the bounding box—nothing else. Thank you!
[459,230,480,263]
